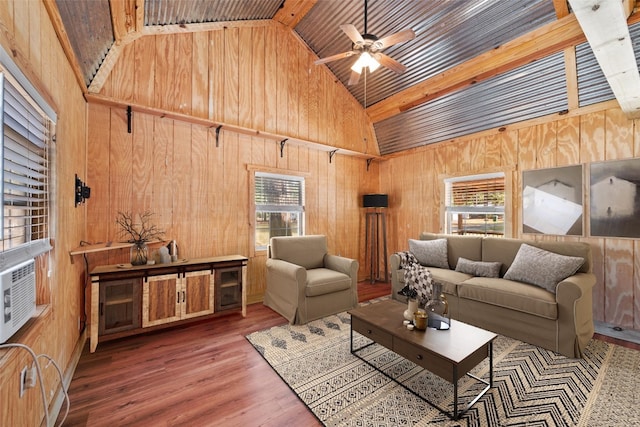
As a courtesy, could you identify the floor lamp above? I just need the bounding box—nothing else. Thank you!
[363,194,388,284]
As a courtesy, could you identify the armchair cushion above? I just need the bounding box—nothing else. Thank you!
[270,235,327,269]
[305,268,352,297]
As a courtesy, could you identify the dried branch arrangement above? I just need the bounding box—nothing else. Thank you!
[115,211,165,243]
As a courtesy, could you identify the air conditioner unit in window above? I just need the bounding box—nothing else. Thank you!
[0,259,36,343]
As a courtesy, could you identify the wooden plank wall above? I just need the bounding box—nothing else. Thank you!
[380,109,640,331]
[0,1,88,426]
[85,106,377,302]
[99,22,376,154]
[87,23,380,303]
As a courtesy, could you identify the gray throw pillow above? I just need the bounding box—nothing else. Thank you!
[455,257,501,278]
[409,238,449,269]
[503,243,584,293]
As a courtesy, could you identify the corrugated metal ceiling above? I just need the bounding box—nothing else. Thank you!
[295,0,557,107]
[374,52,568,155]
[51,0,628,157]
[55,0,113,87]
[144,0,283,25]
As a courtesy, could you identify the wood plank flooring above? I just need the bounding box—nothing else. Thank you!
[58,281,638,426]
[58,281,391,426]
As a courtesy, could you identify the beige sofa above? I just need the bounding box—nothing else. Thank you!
[264,235,359,325]
[390,232,596,358]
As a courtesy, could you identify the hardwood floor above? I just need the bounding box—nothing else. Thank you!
[57,281,392,426]
[58,281,639,426]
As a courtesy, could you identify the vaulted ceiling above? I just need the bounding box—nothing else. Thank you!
[48,0,640,156]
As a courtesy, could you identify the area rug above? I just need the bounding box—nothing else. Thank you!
[246,304,640,426]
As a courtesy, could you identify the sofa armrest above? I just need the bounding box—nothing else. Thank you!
[556,272,596,358]
[390,253,406,302]
[324,254,358,281]
[266,258,307,303]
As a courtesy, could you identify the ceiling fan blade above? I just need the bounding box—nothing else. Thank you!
[314,51,355,65]
[348,69,361,86]
[340,24,364,45]
[376,29,416,49]
[376,53,407,74]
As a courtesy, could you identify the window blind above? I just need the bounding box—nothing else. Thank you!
[0,73,51,268]
[447,177,505,213]
[255,173,304,212]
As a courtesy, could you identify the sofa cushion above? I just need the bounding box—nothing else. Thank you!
[458,277,558,320]
[409,238,449,268]
[305,268,351,297]
[426,267,471,296]
[503,244,584,293]
[455,257,501,278]
[419,232,483,270]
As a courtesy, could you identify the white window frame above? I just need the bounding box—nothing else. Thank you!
[0,46,55,271]
[253,171,305,251]
[443,171,506,236]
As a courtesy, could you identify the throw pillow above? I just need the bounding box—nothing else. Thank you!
[455,257,501,278]
[503,243,585,293]
[409,238,449,269]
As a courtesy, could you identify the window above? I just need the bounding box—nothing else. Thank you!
[254,172,304,249]
[0,52,55,270]
[444,172,505,236]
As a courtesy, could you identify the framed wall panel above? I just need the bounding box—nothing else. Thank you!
[590,158,640,238]
[522,165,583,236]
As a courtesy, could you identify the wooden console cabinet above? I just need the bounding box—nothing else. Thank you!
[90,255,247,352]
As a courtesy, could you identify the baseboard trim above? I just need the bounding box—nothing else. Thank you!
[594,320,640,345]
[46,330,86,426]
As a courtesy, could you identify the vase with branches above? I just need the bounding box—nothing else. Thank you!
[116,211,165,265]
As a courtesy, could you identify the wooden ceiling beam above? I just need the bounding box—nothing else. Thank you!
[553,0,570,18]
[569,0,640,119]
[110,0,138,43]
[367,14,586,124]
[273,0,317,28]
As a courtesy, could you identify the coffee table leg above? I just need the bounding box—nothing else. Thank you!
[453,366,459,420]
[490,341,493,387]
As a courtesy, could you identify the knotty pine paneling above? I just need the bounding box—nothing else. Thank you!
[1,1,88,426]
[99,22,376,155]
[86,105,372,303]
[381,106,640,334]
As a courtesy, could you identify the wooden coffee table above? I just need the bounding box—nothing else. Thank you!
[349,299,497,420]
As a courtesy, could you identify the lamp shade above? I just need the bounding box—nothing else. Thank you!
[363,194,388,208]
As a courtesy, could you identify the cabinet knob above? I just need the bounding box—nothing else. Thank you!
[367,329,372,335]
[416,354,423,360]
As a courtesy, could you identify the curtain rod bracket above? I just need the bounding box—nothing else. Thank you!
[126,106,132,133]
[215,125,223,147]
[329,149,338,163]
[280,139,288,158]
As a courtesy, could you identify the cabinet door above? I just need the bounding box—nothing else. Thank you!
[182,270,214,319]
[215,266,242,311]
[99,279,141,335]
[143,273,181,327]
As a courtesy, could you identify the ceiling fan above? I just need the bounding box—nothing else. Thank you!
[314,0,416,85]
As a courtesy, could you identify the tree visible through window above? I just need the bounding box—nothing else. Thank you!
[444,172,505,236]
[254,172,304,249]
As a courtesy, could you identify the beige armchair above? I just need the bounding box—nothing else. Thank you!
[264,235,359,325]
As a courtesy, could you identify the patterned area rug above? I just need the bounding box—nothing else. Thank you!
[246,303,640,426]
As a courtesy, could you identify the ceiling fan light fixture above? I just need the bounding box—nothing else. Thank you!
[351,51,380,73]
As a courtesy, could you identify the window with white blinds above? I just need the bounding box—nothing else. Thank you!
[254,172,304,249]
[444,172,505,236]
[0,72,53,268]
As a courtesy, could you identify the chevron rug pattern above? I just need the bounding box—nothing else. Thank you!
[246,308,640,426]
